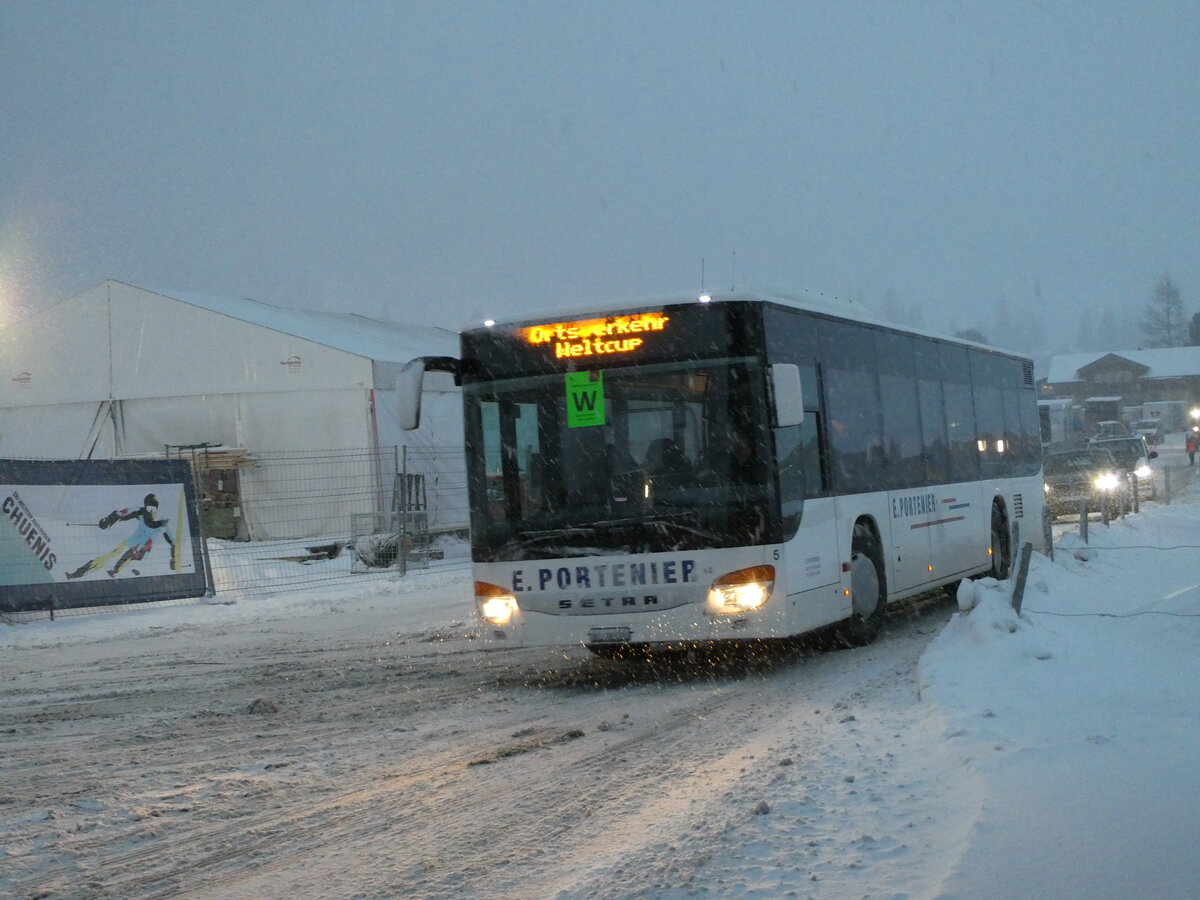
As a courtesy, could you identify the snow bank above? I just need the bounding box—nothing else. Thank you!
[919,492,1200,899]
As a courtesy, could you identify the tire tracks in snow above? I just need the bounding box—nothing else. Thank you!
[2,595,958,899]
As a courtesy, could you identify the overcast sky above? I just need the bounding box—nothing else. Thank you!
[2,1,1198,353]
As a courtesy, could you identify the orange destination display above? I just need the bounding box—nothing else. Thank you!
[521,313,670,359]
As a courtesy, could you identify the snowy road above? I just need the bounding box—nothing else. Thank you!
[1,586,965,899]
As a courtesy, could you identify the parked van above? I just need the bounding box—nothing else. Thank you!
[1132,419,1166,446]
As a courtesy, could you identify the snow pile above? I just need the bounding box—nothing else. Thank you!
[917,504,1200,898]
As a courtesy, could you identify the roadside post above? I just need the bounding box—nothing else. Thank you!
[1010,541,1034,614]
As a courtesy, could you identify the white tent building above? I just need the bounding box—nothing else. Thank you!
[0,281,464,540]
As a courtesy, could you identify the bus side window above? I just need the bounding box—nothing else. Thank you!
[970,354,1008,478]
[916,340,950,484]
[824,366,883,493]
[940,343,979,482]
[875,330,923,489]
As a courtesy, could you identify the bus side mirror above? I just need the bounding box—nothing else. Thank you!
[396,356,461,430]
[771,363,804,428]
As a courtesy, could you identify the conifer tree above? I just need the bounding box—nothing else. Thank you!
[1140,275,1184,347]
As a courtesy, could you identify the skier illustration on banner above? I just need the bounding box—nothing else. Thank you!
[66,493,177,579]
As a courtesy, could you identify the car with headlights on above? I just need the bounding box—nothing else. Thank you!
[1086,434,1158,500]
[1043,447,1127,519]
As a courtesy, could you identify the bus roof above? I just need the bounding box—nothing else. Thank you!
[467,288,1028,360]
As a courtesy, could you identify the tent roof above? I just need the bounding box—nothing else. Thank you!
[1045,347,1200,384]
[126,282,459,362]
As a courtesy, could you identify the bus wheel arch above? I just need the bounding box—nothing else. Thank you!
[840,517,887,646]
[989,499,1012,580]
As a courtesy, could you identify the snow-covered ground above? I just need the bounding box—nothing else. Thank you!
[3,444,1199,899]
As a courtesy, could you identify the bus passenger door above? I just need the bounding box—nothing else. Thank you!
[785,497,842,594]
[776,417,843,623]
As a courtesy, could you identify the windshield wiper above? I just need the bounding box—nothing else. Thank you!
[505,511,722,553]
[582,511,725,547]
[617,512,721,543]
[503,524,604,553]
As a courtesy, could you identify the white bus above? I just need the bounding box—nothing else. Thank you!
[399,291,1044,654]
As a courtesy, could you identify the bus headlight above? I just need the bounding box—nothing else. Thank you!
[707,565,775,613]
[1093,472,1120,492]
[476,581,519,626]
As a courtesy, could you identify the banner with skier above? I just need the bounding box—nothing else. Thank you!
[0,458,209,614]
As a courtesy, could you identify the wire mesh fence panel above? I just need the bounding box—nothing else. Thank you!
[235,448,397,541]
[203,532,471,597]
[404,446,469,536]
[203,446,469,597]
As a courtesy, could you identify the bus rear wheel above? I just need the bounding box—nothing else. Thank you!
[840,527,886,646]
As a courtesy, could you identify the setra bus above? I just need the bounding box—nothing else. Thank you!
[398,291,1044,654]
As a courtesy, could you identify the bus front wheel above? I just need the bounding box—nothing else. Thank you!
[840,527,886,646]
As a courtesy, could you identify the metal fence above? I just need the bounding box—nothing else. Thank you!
[12,441,1196,619]
[1052,453,1197,544]
[198,445,470,597]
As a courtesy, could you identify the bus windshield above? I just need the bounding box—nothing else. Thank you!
[464,357,780,560]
